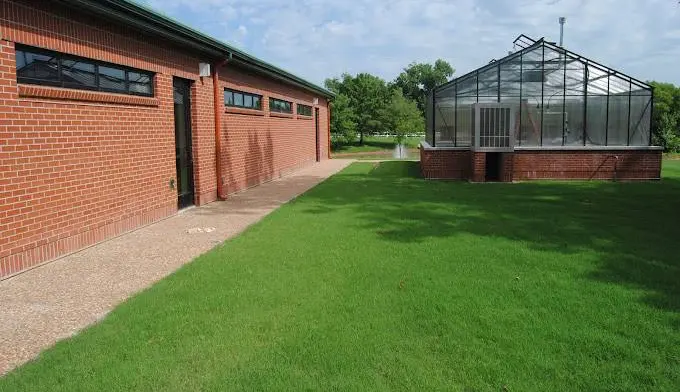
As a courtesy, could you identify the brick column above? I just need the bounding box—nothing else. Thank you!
[471,152,486,182]
[500,152,514,182]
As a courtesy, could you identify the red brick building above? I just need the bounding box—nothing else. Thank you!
[421,35,662,182]
[0,0,333,279]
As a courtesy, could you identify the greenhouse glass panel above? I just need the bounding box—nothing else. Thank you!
[455,96,475,146]
[586,95,608,145]
[457,74,477,96]
[499,54,522,97]
[564,55,586,95]
[629,91,652,146]
[426,92,434,145]
[607,75,631,145]
[564,96,585,145]
[543,96,565,146]
[434,97,455,146]
[478,66,498,98]
[586,64,609,95]
[519,99,542,146]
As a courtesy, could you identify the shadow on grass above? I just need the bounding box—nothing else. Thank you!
[304,161,680,319]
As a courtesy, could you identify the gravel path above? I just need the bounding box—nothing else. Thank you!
[0,159,353,375]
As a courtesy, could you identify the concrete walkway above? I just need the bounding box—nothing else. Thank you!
[0,159,353,375]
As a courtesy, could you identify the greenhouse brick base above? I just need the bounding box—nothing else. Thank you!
[420,144,662,182]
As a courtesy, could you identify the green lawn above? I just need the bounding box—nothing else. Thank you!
[332,135,422,153]
[2,162,680,391]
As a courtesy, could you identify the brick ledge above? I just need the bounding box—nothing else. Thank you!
[225,107,265,116]
[269,111,294,119]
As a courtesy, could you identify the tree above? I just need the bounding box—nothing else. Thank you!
[328,93,357,145]
[657,112,680,152]
[393,59,454,116]
[649,81,680,151]
[325,73,392,144]
[382,90,425,145]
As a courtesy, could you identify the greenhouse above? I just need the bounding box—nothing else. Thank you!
[421,35,662,182]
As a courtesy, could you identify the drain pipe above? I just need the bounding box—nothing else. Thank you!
[327,103,332,158]
[213,53,232,199]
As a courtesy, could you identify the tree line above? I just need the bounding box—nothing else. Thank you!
[324,60,454,145]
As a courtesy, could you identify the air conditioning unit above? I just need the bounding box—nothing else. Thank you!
[473,103,516,151]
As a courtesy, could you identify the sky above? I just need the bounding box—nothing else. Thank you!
[141,0,680,87]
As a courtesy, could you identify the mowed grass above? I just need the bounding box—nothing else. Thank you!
[2,161,680,391]
[332,135,422,153]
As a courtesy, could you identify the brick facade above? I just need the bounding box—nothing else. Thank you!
[419,148,471,179]
[512,150,662,180]
[421,145,662,182]
[0,0,330,279]
[219,67,328,197]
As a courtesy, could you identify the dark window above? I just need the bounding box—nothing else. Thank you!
[269,97,292,113]
[98,65,126,92]
[128,71,153,95]
[15,45,154,97]
[15,50,60,86]
[60,59,96,89]
[297,104,312,116]
[224,88,262,110]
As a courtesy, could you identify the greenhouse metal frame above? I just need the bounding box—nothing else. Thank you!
[426,35,654,149]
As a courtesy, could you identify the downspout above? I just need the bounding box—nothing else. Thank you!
[327,102,332,158]
[213,53,232,199]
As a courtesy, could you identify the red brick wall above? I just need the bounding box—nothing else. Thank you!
[218,66,329,196]
[420,147,470,179]
[420,147,662,182]
[512,150,662,180]
[0,0,329,279]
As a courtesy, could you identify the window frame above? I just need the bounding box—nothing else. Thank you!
[15,44,154,97]
[269,97,293,114]
[224,88,263,110]
[297,103,313,116]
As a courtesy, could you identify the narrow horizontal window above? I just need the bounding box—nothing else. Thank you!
[297,104,312,116]
[15,44,154,97]
[269,97,292,113]
[224,88,262,110]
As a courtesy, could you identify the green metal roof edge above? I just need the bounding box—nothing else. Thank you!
[69,0,334,98]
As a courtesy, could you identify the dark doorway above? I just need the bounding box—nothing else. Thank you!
[173,77,194,209]
[314,107,320,162]
[485,152,501,182]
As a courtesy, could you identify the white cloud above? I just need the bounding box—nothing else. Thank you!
[144,0,680,85]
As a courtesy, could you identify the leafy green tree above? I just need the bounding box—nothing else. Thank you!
[393,59,454,116]
[649,81,680,151]
[657,112,680,152]
[325,73,392,144]
[328,93,357,145]
[382,90,425,145]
